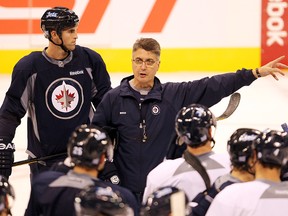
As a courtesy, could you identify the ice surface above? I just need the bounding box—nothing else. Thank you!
[1,71,288,215]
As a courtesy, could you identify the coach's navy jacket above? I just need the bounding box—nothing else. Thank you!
[92,69,256,195]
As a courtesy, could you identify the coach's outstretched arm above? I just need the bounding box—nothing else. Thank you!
[252,56,288,80]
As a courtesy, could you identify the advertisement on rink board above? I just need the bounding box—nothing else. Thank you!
[261,0,288,65]
[0,0,287,73]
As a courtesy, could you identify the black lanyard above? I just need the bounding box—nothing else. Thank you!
[139,102,148,142]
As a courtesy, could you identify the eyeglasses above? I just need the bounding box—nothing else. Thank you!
[132,58,158,67]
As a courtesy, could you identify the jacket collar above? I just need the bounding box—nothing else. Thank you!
[119,75,162,100]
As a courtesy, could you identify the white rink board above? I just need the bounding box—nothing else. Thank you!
[1,71,288,215]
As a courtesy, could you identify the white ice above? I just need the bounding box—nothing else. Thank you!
[1,71,288,216]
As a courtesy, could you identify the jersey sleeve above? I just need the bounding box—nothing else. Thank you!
[0,55,34,141]
[82,47,112,108]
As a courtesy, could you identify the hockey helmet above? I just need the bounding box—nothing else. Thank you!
[227,128,261,168]
[175,104,216,147]
[67,124,113,168]
[140,186,191,216]
[0,175,15,215]
[41,6,79,39]
[74,185,134,216]
[253,129,288,167]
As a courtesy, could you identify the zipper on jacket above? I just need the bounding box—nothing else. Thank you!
[139,103,147,142]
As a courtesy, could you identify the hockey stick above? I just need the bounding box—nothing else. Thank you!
[12,126,119,167]
[216,92,241,121]
[12,152,67,167]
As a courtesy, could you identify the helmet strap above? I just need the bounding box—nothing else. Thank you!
[48,30,69,53]
[248,155,257,175]
[210,138,215,149]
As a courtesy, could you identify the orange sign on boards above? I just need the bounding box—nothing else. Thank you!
[0,0,176,34]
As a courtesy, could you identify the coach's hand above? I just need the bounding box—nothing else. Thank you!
[0,138,15,179]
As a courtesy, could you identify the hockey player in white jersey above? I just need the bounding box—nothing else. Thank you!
[142,104,231,203]
[206,129,288,216]
[192,127,261,215]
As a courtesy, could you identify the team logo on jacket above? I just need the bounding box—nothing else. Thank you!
[46,78,84,119]
[151,105,160,115]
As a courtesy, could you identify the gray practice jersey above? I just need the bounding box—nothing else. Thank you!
[143,151,230,203]
[206,179,288,216]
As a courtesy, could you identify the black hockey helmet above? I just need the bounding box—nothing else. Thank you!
[67,124,113,169]
[41,6,79,39]
[74,185,134,216]
[253,129,288,167]
[140,186,191,216]
[0,175,15,215]
[175,104,216,147]
[227,128,261,169]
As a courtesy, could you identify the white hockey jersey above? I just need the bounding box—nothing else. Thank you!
[206,179,288,216]
[142,151,230,203]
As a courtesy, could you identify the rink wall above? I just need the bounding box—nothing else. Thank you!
[0,47,259,74]
[0,0,286,74]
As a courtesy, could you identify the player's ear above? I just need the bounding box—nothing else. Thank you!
[50,30,58,38]
[97,154,106,171]
[100,154,106,164]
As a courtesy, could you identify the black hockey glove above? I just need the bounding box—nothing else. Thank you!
[99,161,121,185]
[0,138,15,179]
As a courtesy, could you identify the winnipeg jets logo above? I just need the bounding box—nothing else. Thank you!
[54,81,76,111]
[46,78,84,119]
[151,105,160,115]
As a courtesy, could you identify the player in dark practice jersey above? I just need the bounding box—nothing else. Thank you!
[24,124,138,216]
[0,7,111,180]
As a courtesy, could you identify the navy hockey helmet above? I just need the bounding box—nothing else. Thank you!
[140,186,191,216]
[74,185,134,216]
[0,175,15,215]
[175,104,216,147]
[67,124,113,169]
[41,6,79,39]
[227,128,261,168]
[253,129,288,167]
